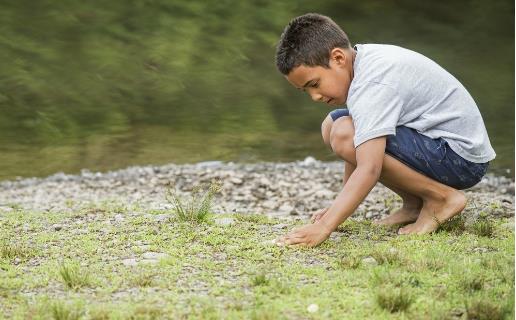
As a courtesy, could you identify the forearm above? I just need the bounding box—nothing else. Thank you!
[319,167,379,231]
[342,161,356,186]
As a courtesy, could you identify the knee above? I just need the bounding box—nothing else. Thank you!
[329,117,356,162]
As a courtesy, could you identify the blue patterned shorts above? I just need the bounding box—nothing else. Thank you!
[330,109,489,190]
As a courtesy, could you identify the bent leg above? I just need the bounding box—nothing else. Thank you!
[331,116,466,234]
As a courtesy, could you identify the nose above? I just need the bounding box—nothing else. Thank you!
[309,91,323,102]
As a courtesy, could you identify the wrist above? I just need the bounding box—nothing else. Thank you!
[316,218,336,235]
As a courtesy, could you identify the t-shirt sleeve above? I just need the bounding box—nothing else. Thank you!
[349,82,404,147]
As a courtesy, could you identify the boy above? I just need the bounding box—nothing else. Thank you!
[275,13,495,247]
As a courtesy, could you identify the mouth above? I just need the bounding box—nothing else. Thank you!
[326,98,333,104]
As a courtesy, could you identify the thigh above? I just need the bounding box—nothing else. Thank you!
[385,127,486,190]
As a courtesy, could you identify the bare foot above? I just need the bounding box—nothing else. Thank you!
[373,206,420,226]
[398,190,467,235]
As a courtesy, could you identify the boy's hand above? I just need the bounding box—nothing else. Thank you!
[310,207,329,224]
[276,222,333,247]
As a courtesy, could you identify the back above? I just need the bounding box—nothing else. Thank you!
[347,44,496,163]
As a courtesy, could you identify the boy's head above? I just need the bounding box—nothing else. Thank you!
[275,13,355,106]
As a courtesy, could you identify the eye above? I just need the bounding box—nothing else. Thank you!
[312,81,319,88]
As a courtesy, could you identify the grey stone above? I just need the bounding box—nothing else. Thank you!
[214,217,235,226]
[278,204,295,214]
[272,223,289,230]
[154,214,172,223]
[52,224,63,231]
[142,252,168,260]
[122,258,138,266]
[362,257,378,266]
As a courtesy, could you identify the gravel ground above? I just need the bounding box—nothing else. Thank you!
[0,157,514,222]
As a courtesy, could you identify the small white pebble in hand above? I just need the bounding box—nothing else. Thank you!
[307,303,319,313]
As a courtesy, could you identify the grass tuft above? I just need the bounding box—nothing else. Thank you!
[0,242,33,261]
[49,301,83,320]
[464,297,512,320]
[166,181,221,223]
[341,255,361,269]
[375,286,413,313]
[439,215,466,235]
[369,248,403,265]
[131,272,155,287]
[251,273,269,287]
[469,219,495,238]
[129,305,163,319]
[458,273,485,292]
[59,261,91,290]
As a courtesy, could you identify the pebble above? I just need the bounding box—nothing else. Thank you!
[362,257,378,266]
[214,217,235,226]
[307,303,319,313]
[0,160,512,223]
[51,224,63,231]
[142,252,168,260]
[122,258,138,266]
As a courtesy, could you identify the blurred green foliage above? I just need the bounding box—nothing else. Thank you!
[0,0,513,179]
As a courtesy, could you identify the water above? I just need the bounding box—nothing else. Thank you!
[0,0,513,180]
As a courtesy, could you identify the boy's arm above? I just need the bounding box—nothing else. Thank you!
[319,137,385,232]
[278,136,386,247]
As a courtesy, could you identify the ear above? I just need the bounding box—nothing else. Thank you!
[329,48,348,66]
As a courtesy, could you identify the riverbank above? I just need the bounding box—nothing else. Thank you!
[0,158,514,222]
[1,159,514,319]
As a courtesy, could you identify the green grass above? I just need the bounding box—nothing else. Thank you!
[58,261,92,290]
[375,286,413,313]
[0,205,514,319]
[166,181,221,223]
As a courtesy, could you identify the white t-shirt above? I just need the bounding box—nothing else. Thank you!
[347,44,496,163]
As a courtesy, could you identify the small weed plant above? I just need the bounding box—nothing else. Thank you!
[464,297,513,320]
[470,219,495,237]
[251,273,269,287]
[166,181,221,223]
[49,301,83,320]
[376,286,413,313]
[59,261,91,290]
[439,215,466,235]
[0,242,33,261]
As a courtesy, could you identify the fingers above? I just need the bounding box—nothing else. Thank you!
[310,208,328,223]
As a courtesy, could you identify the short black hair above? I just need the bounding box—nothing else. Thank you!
[275,13,351,75]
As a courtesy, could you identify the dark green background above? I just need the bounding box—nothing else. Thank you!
[0,0,513,180]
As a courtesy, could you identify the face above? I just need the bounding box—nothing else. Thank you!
[285,48,353,106]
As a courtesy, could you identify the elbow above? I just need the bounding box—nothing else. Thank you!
[357,163,382,181]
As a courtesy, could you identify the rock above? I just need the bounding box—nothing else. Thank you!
[154,214,172,223]
[122,258,138,266]
[307,303,319,313]
[314,189,334,198]
[140,259,159,265]
[214,217,235,226]
[302,156,317,166]
[272,223,289,230]
[0,206,13,213]
[142,252,168,260]
[114,214,124,222]
[362,257,378,266]
[388,248,398,254]
[229,177,243,185]
[52,224,63,231]
[278,204,294,214]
